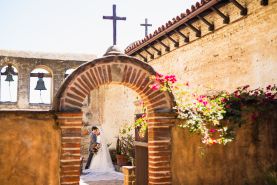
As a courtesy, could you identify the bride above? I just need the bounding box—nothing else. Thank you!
[80,127,123,183]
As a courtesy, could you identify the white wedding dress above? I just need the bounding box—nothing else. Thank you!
[80,128,123,184]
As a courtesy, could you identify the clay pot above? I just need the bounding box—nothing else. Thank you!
[116,154,128,166]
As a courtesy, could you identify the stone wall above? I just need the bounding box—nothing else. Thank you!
[171,111,277,185]
[0,111,60,185]
[146,0,277,92]
[0,52,94,110]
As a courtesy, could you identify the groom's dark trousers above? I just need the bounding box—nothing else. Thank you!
[85,133,97,169]
[85,152,94,169]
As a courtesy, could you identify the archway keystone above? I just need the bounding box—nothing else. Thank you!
[54,47,176,185]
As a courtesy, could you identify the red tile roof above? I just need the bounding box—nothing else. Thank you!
[125,0,219,55]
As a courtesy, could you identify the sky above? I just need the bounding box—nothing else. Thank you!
[0,0,198,57]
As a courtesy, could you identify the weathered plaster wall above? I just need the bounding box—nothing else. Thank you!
[147,0,277,92]
[90,84,137,147]
[171,112,277,185]
[0,111,60,185]
[0,53,94,110]
[81,84,138,160]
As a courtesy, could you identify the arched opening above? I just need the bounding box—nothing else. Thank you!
[0,64,18,102]
[29,67,52,104]
[80,84,140,170]
[54,50,175,185]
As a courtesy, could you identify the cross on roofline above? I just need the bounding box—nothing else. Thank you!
[103,4,126,45]
[140,18,152,37]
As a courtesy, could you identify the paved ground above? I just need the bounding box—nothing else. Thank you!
[80,180,123,185]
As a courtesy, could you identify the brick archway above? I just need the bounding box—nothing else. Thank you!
[53,49,176,185]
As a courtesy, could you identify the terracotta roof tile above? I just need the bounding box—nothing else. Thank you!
[125,0,214,54]
[186,9,191,15]
[191,5,196,12]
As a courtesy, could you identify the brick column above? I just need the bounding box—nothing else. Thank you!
[147,111,176,185]
[56,112,83,185]
[123,166,136,185]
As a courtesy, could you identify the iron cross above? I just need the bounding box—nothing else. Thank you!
[103,4,126,45]
[140,18,152,36]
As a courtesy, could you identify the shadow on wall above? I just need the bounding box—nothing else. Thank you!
[172,110,277,185]
[0,111,60,185]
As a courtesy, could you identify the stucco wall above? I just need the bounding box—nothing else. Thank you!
[0,111,60,185]
[147,0,277,92]
[171,112,277,185]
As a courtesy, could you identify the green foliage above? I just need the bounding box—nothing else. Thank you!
[149,73,277,145]
[133,115,147,137]
[117,125,135,162]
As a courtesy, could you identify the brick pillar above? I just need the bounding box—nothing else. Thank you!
[123,166,136,185]
[57,112,83,185]
[147,111,176,185]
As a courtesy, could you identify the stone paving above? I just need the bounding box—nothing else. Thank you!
[80,180,123,185]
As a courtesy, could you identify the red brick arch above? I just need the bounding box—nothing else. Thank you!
[54,52,176,185]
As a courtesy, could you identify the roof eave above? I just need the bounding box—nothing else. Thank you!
[126,0,222,56]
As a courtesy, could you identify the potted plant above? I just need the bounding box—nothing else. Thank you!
[115,137,128,166]
[116,125,135,166]
[134,113,148,142]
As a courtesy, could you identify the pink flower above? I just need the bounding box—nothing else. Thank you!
[150,83,160,91]
[209,129,216,133]
[197,98,203,103]
[266,92,272,97]
[164,75,177,83]
[203,101,208,106]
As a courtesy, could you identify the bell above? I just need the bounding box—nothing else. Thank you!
[35,73,47,91]
[3,64,16,83]
[5,73,14,82]
[3,64,16,75]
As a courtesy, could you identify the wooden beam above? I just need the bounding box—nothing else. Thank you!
[149,45,161,56]
[229,0,247,15]
[174,29,189,43]
[211,6,230,24]
[143,48,154,59]
[30,73,52,77]
[1,72,18,75]
[165,34,179,48]
[137,52,147,62]
[184,22,201,37]
[197,15,214,31]
[260,0,268,6]
[156,40,170,52]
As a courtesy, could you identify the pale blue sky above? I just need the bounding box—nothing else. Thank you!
[0,0,197,57]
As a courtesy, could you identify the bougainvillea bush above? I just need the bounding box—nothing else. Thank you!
[149,73,277,145]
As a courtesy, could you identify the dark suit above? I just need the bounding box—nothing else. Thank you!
[85,133,97,169]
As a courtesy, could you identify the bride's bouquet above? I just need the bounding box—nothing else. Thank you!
[91,143,101,154]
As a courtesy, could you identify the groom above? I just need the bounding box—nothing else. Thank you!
[85,126,100,169]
